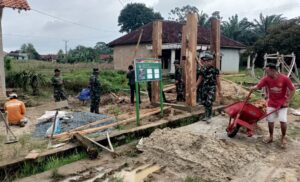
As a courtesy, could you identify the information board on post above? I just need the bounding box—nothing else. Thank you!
[134,58,163,126]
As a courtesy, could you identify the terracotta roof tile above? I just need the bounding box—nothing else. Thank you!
[109,21,245,49]
[0,0,30,10]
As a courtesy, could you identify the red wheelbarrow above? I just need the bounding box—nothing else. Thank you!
[224,90,280,138]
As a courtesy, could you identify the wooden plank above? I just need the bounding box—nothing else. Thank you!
[69,117,115,132]
[185,13,198,107]
[151,20,162,103]
[163,84,176,92]
[73,133,98,159]
[24,150,39,160]
[211,18,221,69]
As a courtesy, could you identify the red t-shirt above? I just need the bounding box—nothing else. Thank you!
[256,74,295,108]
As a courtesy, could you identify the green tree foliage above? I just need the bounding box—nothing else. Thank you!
[254,13,286,36]
[20,43,41,60]
[4,56,12,71]
[168,5,220,28]
[252,18,300,66]
[57,49,65,63]
[221,14,257,45]
[118,3,163,33]
[67,45,96,63]
[94,42,112,55]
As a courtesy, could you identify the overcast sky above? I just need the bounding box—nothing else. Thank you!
[2,0,300,54]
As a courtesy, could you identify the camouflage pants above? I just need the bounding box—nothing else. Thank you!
[90,94,100,114]
[200,85,216,108]
[54,89,67,102]
[176,82,185,102]
[199,85,216,117]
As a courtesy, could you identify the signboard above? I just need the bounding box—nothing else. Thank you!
[134,58,162,82]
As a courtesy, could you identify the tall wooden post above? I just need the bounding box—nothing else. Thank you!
[185,14,198,107]
[211,18,221,69]
[0,8,7,101]
[180,25,187,86]
[151,21,162,103]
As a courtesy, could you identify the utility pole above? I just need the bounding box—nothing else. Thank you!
[63,40,69,58]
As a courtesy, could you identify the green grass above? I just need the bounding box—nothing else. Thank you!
[9,150,87,181]
[290,91,300,108]
[7,60,129,94]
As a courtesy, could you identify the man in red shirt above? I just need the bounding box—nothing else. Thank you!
[252,63,295,148]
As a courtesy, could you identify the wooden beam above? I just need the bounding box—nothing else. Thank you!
[181,25,187,84]
[73,133,98,159]
[211,18,221,69]
[185,13,198,107]
[0,9,6,101]
[151,21,162,103]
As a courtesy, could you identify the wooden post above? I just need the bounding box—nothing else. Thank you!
[151,21,162,103]
[211,18,221,70]
[0,8,7,101]
[73,133,98,159]
[180,25,187,86]
[185,14,198,107]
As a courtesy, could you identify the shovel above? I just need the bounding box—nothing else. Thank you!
[0,112,18,144]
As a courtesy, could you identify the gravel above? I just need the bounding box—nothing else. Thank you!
[32,112,115,138]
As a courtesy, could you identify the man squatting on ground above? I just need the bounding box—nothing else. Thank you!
[127,65,141,106]
[251,63,295,148]
[4,93,28,127]
[89,68,101,114]
[51,69,67,102]
[196,54,222,122]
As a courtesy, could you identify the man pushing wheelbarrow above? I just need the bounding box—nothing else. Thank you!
[224,63,295,149]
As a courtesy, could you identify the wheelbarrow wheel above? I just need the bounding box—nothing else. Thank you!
[227,125,241,138]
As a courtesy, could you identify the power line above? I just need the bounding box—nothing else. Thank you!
[31,8,116,33]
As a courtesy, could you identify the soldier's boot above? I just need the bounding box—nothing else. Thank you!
[206,107,213,123]
[202,109,209,121]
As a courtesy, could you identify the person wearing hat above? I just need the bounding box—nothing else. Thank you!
[251,63,295,148]
[196,54,222,123]
[127,65,141,106]
[4,93,28,127]
[89,68,101,114]
[51,69,67,102]
[174,60,185,101]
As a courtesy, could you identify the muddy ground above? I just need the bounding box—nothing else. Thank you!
[16,112,300,182]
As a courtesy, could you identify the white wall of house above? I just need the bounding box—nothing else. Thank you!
[221,48,240,73]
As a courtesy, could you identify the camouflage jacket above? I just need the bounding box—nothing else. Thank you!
[199,66,219,87]
[51,76,64,90]
[174,66,183,82]
[89,74,101,96]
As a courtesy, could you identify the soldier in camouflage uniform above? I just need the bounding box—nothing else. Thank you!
[196,54,222,122]
[89,68,101,114]
[51,69,67,102]
[174,60,185,102]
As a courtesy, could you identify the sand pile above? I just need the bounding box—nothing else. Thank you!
[221,80,249,105]
[138,128,262,182]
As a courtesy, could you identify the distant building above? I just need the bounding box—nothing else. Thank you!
[7,50,29,60]
[40,54,58,62]
[99,54,113,62]
[109,21,246,73]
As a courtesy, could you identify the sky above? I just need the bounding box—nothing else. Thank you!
[2,0,300,54]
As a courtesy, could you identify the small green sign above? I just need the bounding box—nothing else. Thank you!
[134,58,162,82]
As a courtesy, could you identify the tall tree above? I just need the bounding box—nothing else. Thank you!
[221,14,256,45]
[118,3,163,33]
[254,13,286,36]
[94,42,112,54]
[168,5,199,23]
[20,43,40,60]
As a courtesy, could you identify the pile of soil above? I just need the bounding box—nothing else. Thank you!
[221,80,249,105]
[138,128,262,181]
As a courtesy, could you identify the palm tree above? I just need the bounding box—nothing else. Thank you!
[254,13,286,36]
[221,14,256,45]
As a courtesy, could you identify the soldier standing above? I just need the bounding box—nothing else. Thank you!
[174,60,185,102]
[30,73,39,96]
[51,69,67,102]
[196,54,222,122]
[89,68,101,114]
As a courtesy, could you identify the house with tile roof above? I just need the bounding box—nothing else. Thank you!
[109,21,246,74]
